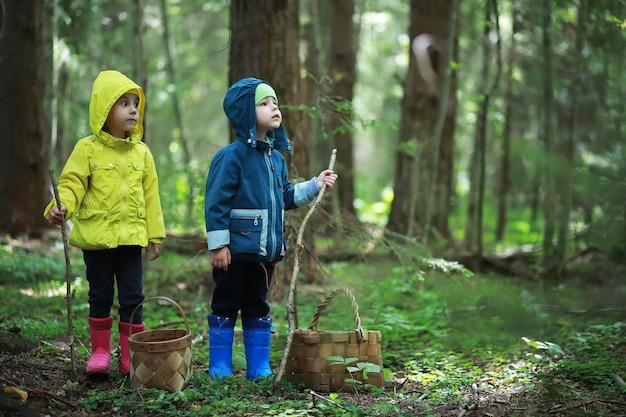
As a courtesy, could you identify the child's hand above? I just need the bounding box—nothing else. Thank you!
[211,246,231,271]
[146,242,161,260]
[316,169,338,190]
[49,205,67,225]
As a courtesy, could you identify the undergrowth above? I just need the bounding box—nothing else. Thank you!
[1,244,625,416]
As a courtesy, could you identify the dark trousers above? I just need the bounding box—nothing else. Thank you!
[83,246,144,323]
[211,262,274,319]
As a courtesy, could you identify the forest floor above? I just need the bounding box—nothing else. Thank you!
[1,306,625,417]
[0,330,574,417]
[1,235,625,416]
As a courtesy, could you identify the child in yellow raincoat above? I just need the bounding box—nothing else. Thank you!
[44,70,166,376]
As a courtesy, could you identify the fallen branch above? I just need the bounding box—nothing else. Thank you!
[309,390,351,411]
[48,168,76,374]
[273,149,337,390]
[458,383,479,417]
[31,387,75,406]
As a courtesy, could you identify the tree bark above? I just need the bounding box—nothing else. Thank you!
[464,0,501,257]
[328,0,357,219]
[0,2,51,236]
[541,0,557,268]
[132,0,148,137]
[228,0,306,177]
[496,3,521,242]
[159,0,195,223]
[303,1,327,173]
[556,0,587,261]
[228,0,317,283]
[388,0,457,240]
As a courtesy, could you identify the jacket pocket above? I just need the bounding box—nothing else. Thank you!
[229,209,267,256]
[89,160,118,198]
[128,160,145,183]
[69,209,114,250]
[134,209,148,245]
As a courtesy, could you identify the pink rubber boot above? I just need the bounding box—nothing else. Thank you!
[85,316,113,374]
[118,321,145,375]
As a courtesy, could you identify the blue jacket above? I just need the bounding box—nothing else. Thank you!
[205,77,320,263]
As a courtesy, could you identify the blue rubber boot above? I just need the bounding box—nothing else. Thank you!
[242,316,273,380]
[207,314,236,379]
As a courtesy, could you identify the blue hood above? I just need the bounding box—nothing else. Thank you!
[222,77,292,154]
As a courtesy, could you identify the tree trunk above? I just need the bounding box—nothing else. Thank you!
[388,0,457,240]
[464,2,493,252]
[422,0,460,244]
[496,4,521,242]
[228,0,306,176]
[303,1,328,174]
[228,0,316,282]
[0,2,51,236]
[464,0,501,256]
[159,0,195,224]
[556,0,587,261]
[541,0,557,267]
[328,0,357,219]
[132,0,148,137]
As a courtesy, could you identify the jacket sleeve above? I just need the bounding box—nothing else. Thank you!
[143,148,166,244]
[280,156,319,209]
[205,151,238,251]
[43,141,91,220]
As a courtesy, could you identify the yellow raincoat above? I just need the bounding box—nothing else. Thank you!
[44,70,166,250]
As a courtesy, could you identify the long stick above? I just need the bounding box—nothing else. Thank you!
[48,168,76,373]
[274,149,337,389]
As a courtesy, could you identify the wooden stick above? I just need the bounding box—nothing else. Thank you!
[274,149,337,389]
[48,168,76,373]
[309,390,351,411]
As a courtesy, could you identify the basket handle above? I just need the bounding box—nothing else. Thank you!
[307,287,364,339]
[128,296,191,336]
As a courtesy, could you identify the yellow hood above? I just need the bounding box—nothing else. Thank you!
[89,70,145,143]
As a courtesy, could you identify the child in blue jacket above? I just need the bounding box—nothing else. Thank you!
[204,77,337,379]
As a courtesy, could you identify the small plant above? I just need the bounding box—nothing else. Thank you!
[327,355,381,393]
[521,337,566,358]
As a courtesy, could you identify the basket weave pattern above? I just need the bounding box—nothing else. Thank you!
[128,297,193,392]
[285,288,384,392]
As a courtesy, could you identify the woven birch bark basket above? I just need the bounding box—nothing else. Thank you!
[285,287,384,392]
[128,296,193,392]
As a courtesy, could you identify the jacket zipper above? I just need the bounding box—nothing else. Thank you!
[235,214,260,226]
[120,150,128,241]
[265,149,278,260]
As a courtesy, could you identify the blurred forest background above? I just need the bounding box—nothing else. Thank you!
[1,0,625,279]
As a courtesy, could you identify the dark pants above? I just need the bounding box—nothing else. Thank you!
[211,262,274,319]
[83,246,144,323]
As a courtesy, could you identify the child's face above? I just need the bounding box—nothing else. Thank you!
[104,93,140,138]
[255,96,282,136]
